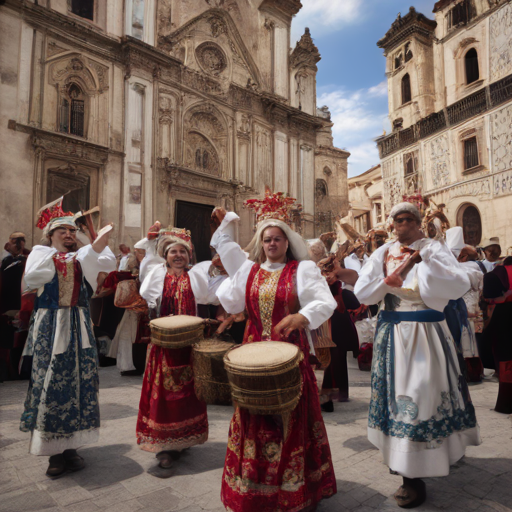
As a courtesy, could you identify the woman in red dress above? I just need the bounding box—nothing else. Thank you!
[211,202,338,512]
[137,228,209,470]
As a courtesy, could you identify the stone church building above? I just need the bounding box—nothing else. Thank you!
[0,0,349,259]
[377,0,512,251]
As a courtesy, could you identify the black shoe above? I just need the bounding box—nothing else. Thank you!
[321,400,334,413]
[63,449,85,472]
[46,454,66,478]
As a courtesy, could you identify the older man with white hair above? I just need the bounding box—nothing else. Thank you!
[355,202,480,508]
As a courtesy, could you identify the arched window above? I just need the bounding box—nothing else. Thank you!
[59,83,85,137]
[401,74,411,104]
[465,48,479,84]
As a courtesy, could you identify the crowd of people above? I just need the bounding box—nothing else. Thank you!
[0,193,511,511]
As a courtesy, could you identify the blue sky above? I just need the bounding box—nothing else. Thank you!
[291,0,436,177]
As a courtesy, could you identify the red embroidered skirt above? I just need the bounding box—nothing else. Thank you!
[136,343,208,452]
[221,360,336,512]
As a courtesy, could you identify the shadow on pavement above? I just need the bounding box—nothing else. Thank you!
[70,444,144,489]
[342,435,378,453]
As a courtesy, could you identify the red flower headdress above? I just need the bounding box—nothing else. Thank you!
[36,197,75,230]
[243,188,302,225]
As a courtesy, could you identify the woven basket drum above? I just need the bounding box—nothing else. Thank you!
[193,339,235,405]
[223,341,304,416]
[149,315,204,349]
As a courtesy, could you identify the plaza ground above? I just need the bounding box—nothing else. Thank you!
[1,357,511,512]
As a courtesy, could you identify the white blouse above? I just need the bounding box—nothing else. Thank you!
[354,238,471,312]
[24,244,116,292]
[140,262,210,309]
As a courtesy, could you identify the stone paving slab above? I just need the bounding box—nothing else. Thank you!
[1,357,511,512]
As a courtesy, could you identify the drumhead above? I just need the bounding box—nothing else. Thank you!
[150,315,203,332]
[225,341,299,368]
[195,339,235,354]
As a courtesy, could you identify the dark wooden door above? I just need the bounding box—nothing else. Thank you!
[175,201,215,263]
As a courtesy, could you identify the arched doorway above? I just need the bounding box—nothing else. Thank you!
[458,203,482,247]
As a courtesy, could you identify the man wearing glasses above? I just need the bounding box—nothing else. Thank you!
[355,202,480,508]
[20,205,115,478]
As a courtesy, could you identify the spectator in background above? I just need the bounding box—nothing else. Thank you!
[116,244,132,271]
[481,237,502,272]
[0,232,31,380]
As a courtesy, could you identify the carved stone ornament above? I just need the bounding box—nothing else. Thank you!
[493,169,512,197]
[49,54,108,93]
[47,40,68,58]
[196,42,227,76]
[290,28,321,70]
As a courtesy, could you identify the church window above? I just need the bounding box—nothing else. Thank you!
[404,43,413,63]
[394,52,403,70]
[132,0,145,40]
[465,48,479,84]
[464,136,479,170]
[447,0,475,29]
[70,0,94,21]
[315,179,328,202]
[59,83,85,137]
[401,74,411,104]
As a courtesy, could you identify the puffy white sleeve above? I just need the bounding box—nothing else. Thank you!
[210,212,247,277]
[354,243,394,306]
[216,259,254,314]
[344,254,361,272]
[140,264,166,309]
[76,244,117,290]
[461,261,484,292]
[297,260,337,330]
[417,240,471,312]
[138,238,165,284]
[189,261,211,305]
[23,245,58,290]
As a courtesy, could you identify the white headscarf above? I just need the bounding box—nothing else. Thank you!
[245,219,310,263]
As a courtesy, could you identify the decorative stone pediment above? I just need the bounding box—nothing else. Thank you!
[157,9,261,88]
[48,53,109,94]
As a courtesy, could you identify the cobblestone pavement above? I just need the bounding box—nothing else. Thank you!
[1,357,511,512]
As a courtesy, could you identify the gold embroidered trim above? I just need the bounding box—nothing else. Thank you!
[257,268,283,340]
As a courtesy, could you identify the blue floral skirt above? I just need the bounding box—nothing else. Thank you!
[20,307,100,455]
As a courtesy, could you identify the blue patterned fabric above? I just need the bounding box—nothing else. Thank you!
[368,310,478,443]
[20,268,100,441]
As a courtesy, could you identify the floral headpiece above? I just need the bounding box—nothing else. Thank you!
[243,189,301,225]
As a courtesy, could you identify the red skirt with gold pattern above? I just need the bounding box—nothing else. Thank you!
[136,344,208,452]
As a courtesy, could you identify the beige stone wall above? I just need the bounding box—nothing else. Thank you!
[0,0,348,252]
[380,1,512,252]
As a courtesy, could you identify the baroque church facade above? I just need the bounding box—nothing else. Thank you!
[377,0,512,251]
[0,0,349,258]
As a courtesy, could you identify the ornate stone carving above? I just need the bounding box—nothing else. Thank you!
[49,55,101,94]
[182,68,223,95]
[491,103,512,173]
[490,2,512,81]
[159,96,174,124]
[207,14,228,38]
[428,134,451,188]
[290,28,321,70]
[493,169,512,197]
[196,42,227,76]
[47,40,68,58]
[384,176,403,210]
[31,132,109,164]
[447,178,492,199]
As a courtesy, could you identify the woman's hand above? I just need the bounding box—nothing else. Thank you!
[274,313,309,339]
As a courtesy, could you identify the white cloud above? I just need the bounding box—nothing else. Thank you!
[318,85,389,177]
[291,0,363,41]
[368,81,388,98]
